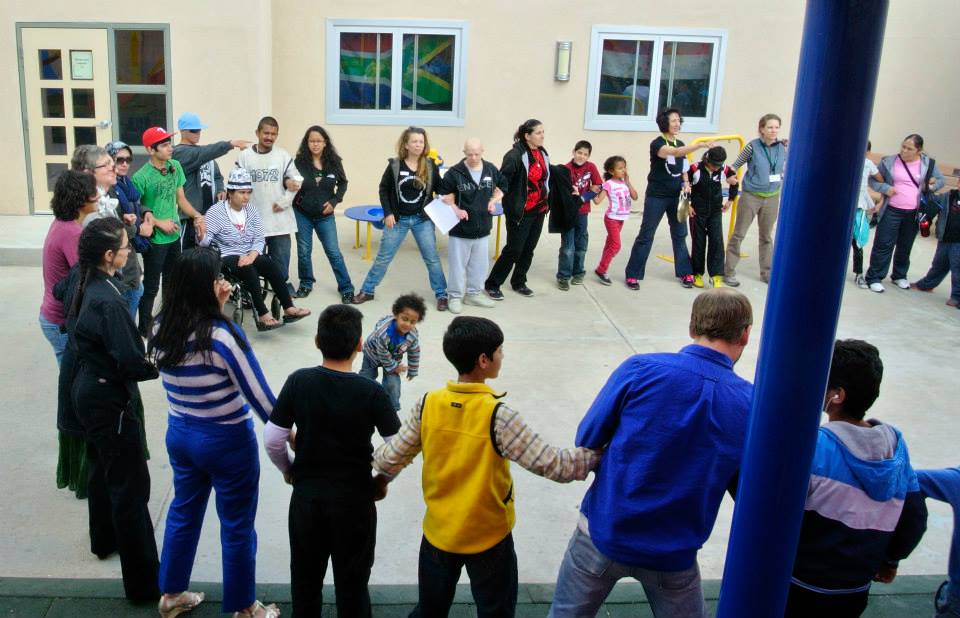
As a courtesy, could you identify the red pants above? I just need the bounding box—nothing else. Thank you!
[596,217,624,274]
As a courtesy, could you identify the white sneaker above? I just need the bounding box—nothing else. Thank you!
[892,278,910,289]
[448,297,463,314]
[463,293,495,308]
[869,282,885,293]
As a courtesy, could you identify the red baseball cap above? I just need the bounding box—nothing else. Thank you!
[142,126,175,149]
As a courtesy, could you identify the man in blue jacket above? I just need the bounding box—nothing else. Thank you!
[549,287,754,618]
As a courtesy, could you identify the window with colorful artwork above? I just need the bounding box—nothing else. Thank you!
[584,26,727,132]
[326,20,468,126]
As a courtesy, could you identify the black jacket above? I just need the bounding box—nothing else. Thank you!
[689,162,739,217]
[68,271,158,434]
[440,159,502,239]
[378,158,440,218]
[547,164,582,234]
[293,158,348,219]
[499,142,551,223]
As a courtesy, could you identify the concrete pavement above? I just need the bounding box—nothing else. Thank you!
[1,207,955,603]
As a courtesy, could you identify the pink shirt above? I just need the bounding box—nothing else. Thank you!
[40,218,82,325]
[603,179,633,221]
[888,157,921,211]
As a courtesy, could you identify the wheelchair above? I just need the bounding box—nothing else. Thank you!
[220,261,283,327]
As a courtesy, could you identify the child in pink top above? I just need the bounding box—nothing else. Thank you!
[594,156,638,284]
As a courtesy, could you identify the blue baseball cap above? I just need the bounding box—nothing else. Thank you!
[177,112,209,131]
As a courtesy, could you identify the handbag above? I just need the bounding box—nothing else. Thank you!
[677,193,691,223]
[899,155,937,222]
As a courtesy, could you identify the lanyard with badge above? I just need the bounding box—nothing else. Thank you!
[761,141,782,183]
[663,135,682,176]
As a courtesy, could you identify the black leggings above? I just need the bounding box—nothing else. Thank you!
[223,254,293,316]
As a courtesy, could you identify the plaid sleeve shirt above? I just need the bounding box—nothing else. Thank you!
[372,397,600,482]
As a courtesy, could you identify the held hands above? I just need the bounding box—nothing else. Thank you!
[373,474,390,501]
[284,178,302,192]
[194,216,206,241]
[487,200,497,214]
[873,566,897,583]
[384,214,397,229]
[727,176,739,186]
[722,201,732,213]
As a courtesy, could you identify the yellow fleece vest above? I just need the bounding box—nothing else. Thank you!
[420,381,515,554]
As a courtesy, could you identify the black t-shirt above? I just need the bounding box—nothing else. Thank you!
[646,135,686,198]
[943,191,960,243]
[397,161,427,207]
[269,366,400,498]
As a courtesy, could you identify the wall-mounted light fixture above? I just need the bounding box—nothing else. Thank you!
[555,41,572,81]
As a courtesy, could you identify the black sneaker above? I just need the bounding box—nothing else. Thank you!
[513,285,534,297]
[485,287,504,301]
[295,286,312,299]
[557,279,570,291]
[595,270,613,286]
[341,292,353,304]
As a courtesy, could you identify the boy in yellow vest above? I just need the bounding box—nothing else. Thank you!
[373,316,600,617]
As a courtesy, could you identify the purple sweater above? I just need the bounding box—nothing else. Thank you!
[40,219,82,325]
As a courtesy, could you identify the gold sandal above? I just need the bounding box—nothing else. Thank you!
[158,590,204,618]
[233,600,281,618]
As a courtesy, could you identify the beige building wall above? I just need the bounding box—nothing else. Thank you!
[1,0,272,215]
[4,1,958,215]
[273,0,960,208]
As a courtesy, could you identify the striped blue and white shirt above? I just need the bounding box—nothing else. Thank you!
[199,200,266,257]
[159,320,275,424]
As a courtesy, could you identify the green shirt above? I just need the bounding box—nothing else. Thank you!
[132,159,186,245]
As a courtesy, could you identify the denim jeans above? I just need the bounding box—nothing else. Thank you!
[295,209,354,294]
[866,206,918,284]
[159,416,260,613]
[359,213,447,299]
[123,283,144,320]
[359,352,402,411]
[410,533,518,618]
[548,527,707,618]
[39,314,68,366]
[558,213,589,280]
[624,194,692,280]
[915,241,960,303]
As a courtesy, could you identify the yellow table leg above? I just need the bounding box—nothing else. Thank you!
[354,220,360,249]
[364,222,372,260]
[495,217,502,259]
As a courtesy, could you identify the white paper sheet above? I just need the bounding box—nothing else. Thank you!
[423,197,460,235]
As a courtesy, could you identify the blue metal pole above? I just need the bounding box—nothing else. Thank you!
[716,1,889,616]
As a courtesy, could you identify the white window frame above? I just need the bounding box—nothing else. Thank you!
[325,19,468,127]
[584,25,727,133]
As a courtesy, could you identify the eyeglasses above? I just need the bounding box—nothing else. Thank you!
[94,162,115,170]
[118,243,131,252]
[115,157,132,165]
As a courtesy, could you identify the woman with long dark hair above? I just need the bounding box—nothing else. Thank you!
[484,118,551,299]
[292,125,354,302]
[353,126,448,310]
[865,134,946,293]
[68,217,160,602]
[41,170,99,497]
[150,247,280,618]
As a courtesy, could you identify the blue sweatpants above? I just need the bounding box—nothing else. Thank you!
[159,415,260,613]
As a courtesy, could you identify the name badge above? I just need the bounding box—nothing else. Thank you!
[399,170,410,176]
[769,174,782,183]
[667,155,677,165]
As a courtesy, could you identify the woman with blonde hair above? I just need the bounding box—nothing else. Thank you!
[353,126,449,310]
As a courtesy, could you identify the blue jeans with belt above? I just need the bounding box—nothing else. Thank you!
[294,208,354,294]
[624,194,692,280]
[159,415,260,613]
[359,213,447,299]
